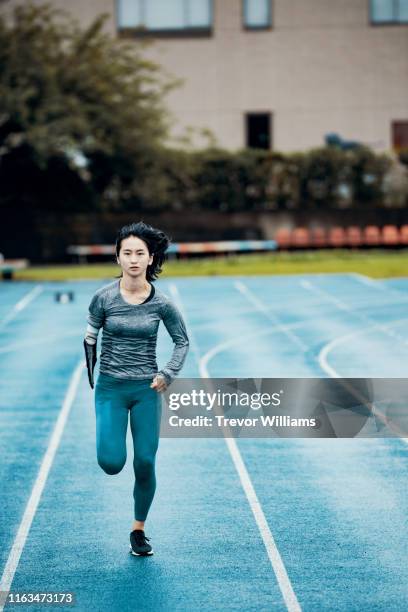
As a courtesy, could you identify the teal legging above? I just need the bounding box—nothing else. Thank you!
[95,373,162,521]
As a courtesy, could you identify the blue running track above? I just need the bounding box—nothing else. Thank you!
[0,273,407,611]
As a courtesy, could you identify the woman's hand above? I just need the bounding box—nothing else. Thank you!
[150,374,168,393]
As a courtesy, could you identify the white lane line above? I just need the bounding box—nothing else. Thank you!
[319,327,367,379]
[350,272,408,307]
[234,281,308,352]
[317,317,408,444]
[222,437,301,611]
[350,273,385,290]
[299,279,408,443]
[0,360,85,610]
[199,362,302,612]
[200,322,307,376]
[318,317,408,379]
[0,285,44,329]
[299,279,404,344]
[171,283,302,612]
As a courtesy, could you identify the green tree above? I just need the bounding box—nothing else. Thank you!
[0,2,178,211]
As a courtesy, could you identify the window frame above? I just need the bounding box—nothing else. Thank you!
[369,0,408,25]
[116,0,214,38]
[242,0,273,31]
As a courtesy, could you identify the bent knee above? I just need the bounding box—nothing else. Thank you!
[98,456,126,475]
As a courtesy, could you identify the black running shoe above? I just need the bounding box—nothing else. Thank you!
[129,530,153,556]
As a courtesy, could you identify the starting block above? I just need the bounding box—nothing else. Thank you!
[55,291,75,303]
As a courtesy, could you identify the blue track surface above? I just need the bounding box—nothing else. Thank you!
[0,273,407,611]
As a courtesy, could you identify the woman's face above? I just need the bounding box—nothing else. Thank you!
[117,235,153,279]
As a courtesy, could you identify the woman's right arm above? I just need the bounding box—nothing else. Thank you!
[84,291,105,388]
[85,323,99,345]
[86,291,105,335]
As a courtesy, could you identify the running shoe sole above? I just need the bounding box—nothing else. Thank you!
[129,544,154,556]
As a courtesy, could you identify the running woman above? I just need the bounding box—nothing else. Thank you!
[83,221,189,556]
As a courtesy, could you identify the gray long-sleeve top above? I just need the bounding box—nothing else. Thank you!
[86,279,189,384]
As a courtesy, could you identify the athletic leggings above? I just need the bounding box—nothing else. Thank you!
[95,373,162,522]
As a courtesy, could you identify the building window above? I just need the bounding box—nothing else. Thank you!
[243,0,272,29]
[370,0,408,24]
[246,113,271,149]
[117,0,212,33]
[392,121,408,152]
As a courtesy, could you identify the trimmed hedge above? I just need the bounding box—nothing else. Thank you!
[119,145,404,213]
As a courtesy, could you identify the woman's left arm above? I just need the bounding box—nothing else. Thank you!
[157,300,190,386]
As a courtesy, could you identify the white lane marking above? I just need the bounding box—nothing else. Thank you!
[224,436,301,611]
[199,362,302,612]
[299,279,408,443]
[317,317,408,444]
[171,284,302,612]
[235,279,406,438]
[299,279,404,344]
[0,285,44,329]
[0,360,85,610]
[350,273,408,305]
[318,317,408,379]
[199,321,307,376]
[234,277,408,434]
[350,273,385,289]
[319,327,367,379]
[234,281,308,352]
